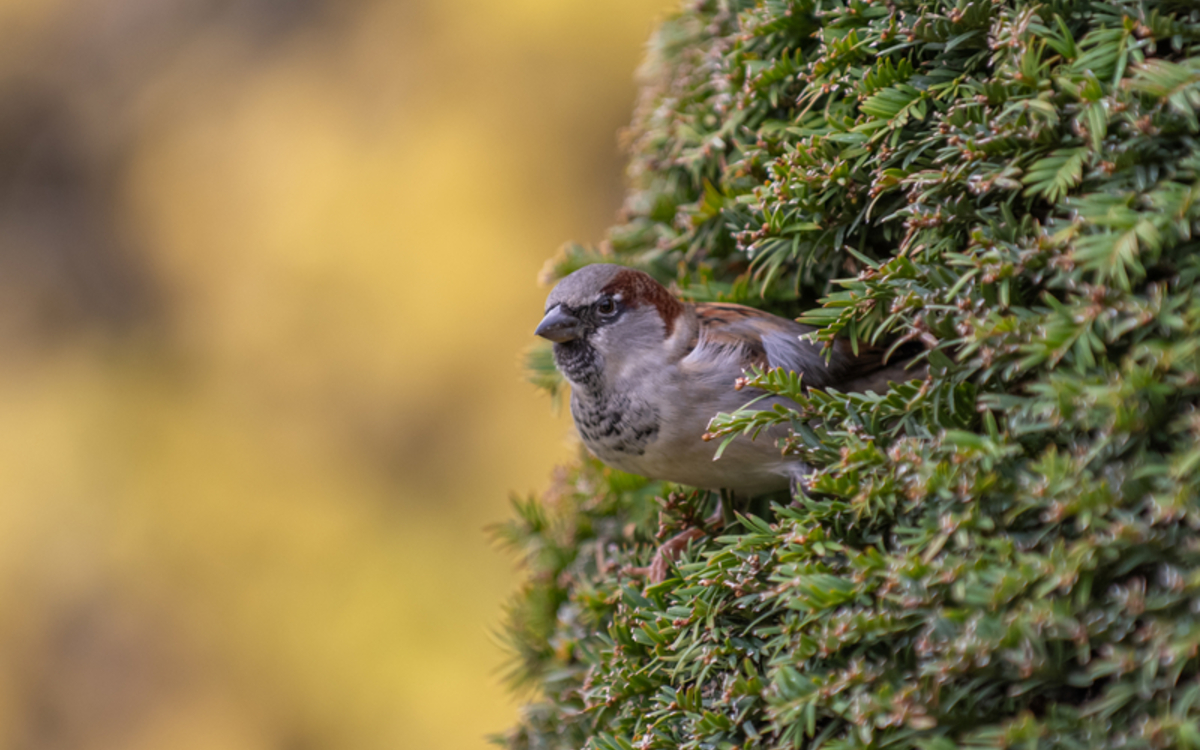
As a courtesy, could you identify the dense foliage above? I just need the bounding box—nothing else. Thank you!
[497,0,1200,748]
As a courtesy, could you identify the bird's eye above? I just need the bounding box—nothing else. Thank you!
[596,298,617,316]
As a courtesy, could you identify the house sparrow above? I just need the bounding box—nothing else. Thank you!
[535,264,920,582]
[535,263,911,497]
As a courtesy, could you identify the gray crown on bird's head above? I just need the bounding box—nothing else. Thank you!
[543,264,628,311]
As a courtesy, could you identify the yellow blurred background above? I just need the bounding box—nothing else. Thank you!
[0,1,673,748]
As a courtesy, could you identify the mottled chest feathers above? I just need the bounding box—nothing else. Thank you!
[571,388,660,458]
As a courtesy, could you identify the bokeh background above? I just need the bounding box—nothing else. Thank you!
[0,1,673,748]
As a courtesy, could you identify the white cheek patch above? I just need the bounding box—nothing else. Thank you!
[593,309,671,367]
[592,326,616,351]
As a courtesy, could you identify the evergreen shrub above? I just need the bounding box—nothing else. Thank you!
[497,0,1200,747]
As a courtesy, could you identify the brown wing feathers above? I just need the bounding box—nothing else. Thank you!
[695,302,911,391]
[694,304,773,370]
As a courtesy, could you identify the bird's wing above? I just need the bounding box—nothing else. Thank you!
[693,302,901,390]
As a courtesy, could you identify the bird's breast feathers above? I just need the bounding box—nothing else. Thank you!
[572,322,795,494]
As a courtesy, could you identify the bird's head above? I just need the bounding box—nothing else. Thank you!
[534,264,684,388]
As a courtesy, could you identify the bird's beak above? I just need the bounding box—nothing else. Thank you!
[534,305,581,343]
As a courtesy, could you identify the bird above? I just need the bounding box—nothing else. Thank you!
[534,264,917,580]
